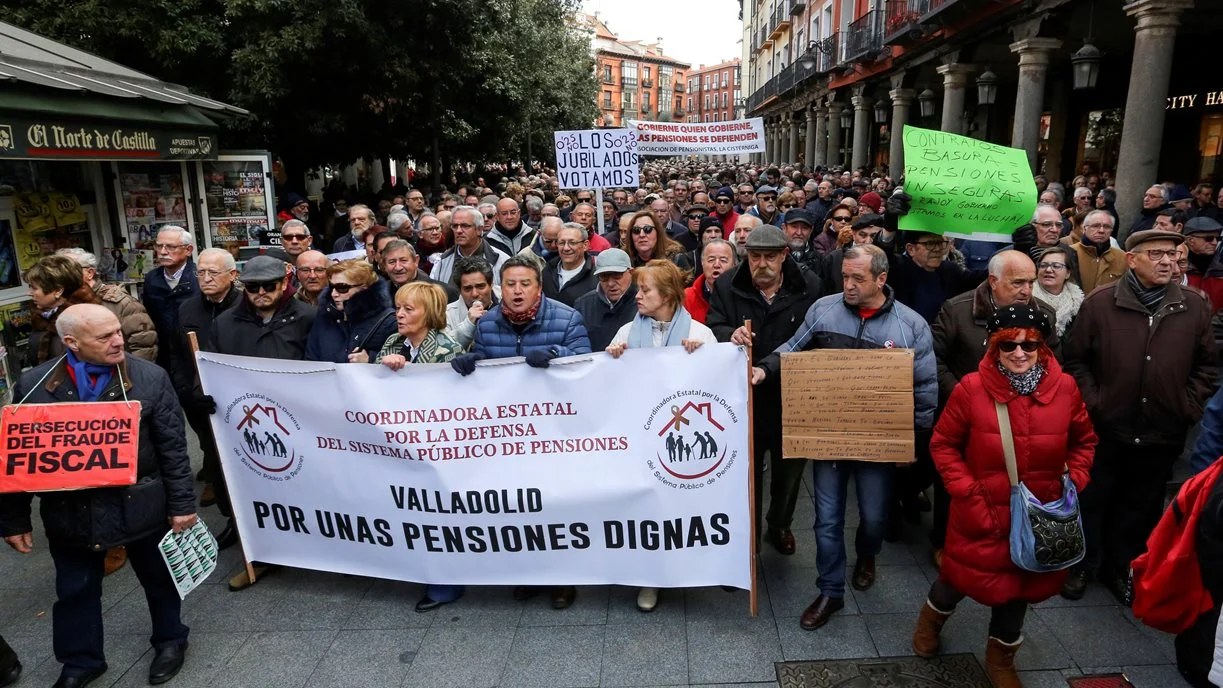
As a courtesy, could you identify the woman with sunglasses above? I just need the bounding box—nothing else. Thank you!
[1032,246,1084,337]
[776,190,799,214]
[305,259,396,364]
[676,203,711,253]
[912,304,1095,686]
[812,203,856,257]
[621,210,693,273]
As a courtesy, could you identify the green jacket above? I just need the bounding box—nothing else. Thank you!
[376,329,463,364]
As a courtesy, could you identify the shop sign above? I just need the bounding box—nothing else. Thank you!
[1166,91,1223,110]
[0,116,217,160]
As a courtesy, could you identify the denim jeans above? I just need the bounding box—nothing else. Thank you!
[812,460,894,598]
[50,532,188,677]
[426,584,464,603]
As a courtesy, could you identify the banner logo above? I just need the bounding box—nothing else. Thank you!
[0,125,12,151]
[227,394,304,480]
[198,136,212,156]
[645,392,738,489]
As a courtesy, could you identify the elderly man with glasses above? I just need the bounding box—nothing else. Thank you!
[1069,209,1125,294]
[1182,216,1223,313]
[142,226,198,373]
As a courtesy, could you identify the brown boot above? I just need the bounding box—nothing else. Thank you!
[984,635,1023,688]
[912,600,953,658]
[103,546,127,576]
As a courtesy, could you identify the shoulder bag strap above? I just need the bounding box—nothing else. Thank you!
[994,401,1020,487]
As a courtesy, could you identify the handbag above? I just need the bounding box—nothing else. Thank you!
[994,401,1085,573]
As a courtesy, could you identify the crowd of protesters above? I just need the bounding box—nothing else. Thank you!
[5,156,1223,687]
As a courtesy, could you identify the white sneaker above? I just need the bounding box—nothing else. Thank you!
[636,586,659,612]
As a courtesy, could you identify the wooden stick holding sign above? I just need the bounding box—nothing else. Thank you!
[187,331,258,586]
[745,319,757,618]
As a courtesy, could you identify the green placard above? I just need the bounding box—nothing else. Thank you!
[898,125,1037,243]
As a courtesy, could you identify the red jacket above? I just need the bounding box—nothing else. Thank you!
[717,211,740,239]
[684,274,711,323]
[931,354,1096,606]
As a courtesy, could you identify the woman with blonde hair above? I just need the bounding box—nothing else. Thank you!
[606,259,718,612]
[621,210,693,271]
[306,259,396,363]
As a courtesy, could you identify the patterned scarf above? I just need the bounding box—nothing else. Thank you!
[503,295,542,325]
[998,361,1045,396]
[1125,271,1167,313]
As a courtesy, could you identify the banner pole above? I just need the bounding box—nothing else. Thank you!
[188,331,257,585]
[745,319,758,618]
[595,188,605,241]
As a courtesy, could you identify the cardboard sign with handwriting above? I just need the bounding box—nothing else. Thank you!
[781,349,914,463]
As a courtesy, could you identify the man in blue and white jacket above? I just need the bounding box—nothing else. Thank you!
[753,243,937,632]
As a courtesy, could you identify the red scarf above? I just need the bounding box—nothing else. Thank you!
[503,295,542,325]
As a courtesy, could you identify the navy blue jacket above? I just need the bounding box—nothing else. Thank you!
[574,284,638,351]
[142,259,198,370]
[473,297,591,359]
[306,282,396,363]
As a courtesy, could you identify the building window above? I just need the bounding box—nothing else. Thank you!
[622,90,635,110]
[621,61,638,86]
[603,64,613,83]
[722,93,728,108]
[643,66,651,81]
[659,65,673,84]
[676,96,683,111]
[659,89,672,112]
[722,70,728,88]
[643,91,651,110]
[603,91,612,108]
[705,95,711,110]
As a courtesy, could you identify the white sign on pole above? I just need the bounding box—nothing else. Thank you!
[197,345,752,589]
[553,128,639,190]
[628,118,766,155]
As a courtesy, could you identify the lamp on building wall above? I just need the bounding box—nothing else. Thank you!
[918,88,937,118]
[976,68,998,106]
[874,99,889,124]
[798,41,819,71]
[840,107,853,130]
[1072,2,1103,90]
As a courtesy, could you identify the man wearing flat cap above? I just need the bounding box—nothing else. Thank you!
[1182,216,1223,312]
[707,225,823,558]
[1064,229,1218,603]
[781,208,821,274]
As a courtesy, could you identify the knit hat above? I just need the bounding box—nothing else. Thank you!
[858,191,883,214]
[987,303,1053,340]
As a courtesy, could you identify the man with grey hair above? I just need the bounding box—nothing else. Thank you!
[477,202,498,235]
[524,196,544,230]
[430,206,510,286]
[1130,184,1169,234]
[332,203,374,253]
[57,248,157,362]
[541,222,596,307]
[521,216,562,261]
[1069,209,1124,293]
[752,242,936,630]
[142,225,197,371]
[381,239,458,303]
[386,211,413,240]
[277,218,313,260]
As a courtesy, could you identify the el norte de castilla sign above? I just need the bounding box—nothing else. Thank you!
[0,116,217,160]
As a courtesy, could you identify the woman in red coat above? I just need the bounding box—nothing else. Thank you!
[912,304,1096,687]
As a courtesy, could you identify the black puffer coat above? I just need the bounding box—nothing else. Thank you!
[0,355,195,550]
[306,282,396,363]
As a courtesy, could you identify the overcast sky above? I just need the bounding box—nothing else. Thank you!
[581,0,742,70]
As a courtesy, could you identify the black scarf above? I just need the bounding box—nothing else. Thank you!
[1189,249,1214,275]
[1125,271,1167,313]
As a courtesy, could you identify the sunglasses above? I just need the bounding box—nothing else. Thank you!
[632,226,655,235]
[244,280,281,294]
[757,196,776,202]
[832,215,852,222]
[780,203,796,210]
[998,341,1041,353]
[330,282,357,294]
[281,234,309,242]
[715,198,732,204]
[687,214,706,220]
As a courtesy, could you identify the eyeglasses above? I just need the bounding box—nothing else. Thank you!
[154,243,187,251]
[687,214,706,220]
[917,240,952,250]
[281,234,309,242]
[757,195,776,202]
[483,213,495,220]
[1194,235,1222,243]
[1039,262,1068,271]
[420,225,442,233]
[1140,249,1179,262]
[779,203,796,210]
[738,191,754,196]
[631,225,655,235]
[1035,221,1064,229]
[998,341,1041,353]
[244,280,281,294]
[832,215,852,223]
[298,267,327,275]
[556,240,585,247]
[330,282,356,294]
[715,198,732,204]
[576,197,593,203]
[1083,223,1112,231]
[196,269,228,279]
[452,223,476,230]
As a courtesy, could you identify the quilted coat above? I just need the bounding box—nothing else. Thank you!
[0,355,195,550]
[472,296,591,359]
[306,282,396,363]
[931,354,1097,606]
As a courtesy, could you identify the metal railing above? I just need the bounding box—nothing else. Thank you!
[789,0,806,15]
[883,0,963,42]
[675,83,685,93]
[621,77,638,88]
[601,74,615,84]
[642,78,653,88]
[845,11,883,62]
[817,32,840,73]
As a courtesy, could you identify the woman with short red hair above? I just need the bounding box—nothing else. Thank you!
[911,304,1096,687]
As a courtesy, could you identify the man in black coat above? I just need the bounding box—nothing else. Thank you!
[573,249,637,351]
[0,304,196,687]
[209,256,316,362]
[142,226,198,372]
[706,225,823,556]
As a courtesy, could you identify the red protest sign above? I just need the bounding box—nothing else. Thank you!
[0,401,141,493]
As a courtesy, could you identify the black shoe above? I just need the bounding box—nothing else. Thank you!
[148,643,187,685]
[216,520,238,551]
[884,509,903,543]
[512,585,540,601]
[414,595,458,613]
[1060,568,1089,600]
[53,665,106,688]
[0,660,20,688]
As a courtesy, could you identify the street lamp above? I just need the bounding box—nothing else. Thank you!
[976,68,998,106]
[874,99,889,124]
[918,88,937,118]
[798,41,818,71]
[840,107,853,130]
[1072,42,1102,90]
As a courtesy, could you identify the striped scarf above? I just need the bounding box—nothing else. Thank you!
[1125,271,1167,313]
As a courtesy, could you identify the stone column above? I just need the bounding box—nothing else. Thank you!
[1115,0,1193,235]
[889,88,915,175]
[1009,38,1062,172]
[812,105,828,169]
[826,103,844,168]
[764,122,774,163]
[851,92,873,171]
[936,63,975,134]
[805,109,818,167]
[792,115,802,164]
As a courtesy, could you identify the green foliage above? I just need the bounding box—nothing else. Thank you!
[3,0,599,169]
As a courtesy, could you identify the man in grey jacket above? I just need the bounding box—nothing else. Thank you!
[753,243,938,631]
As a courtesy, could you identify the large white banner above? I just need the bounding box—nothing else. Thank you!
[197,345,752,589]
[628,118,766,155]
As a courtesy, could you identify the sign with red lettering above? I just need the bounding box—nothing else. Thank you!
[0,402,141,493]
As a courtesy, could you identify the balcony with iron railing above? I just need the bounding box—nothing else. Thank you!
[601,74,615,84]
[769,6,792,40]
[642,78,653,88]
[621,77,638,88]
[816,32,840,73]
[844,11,884,63]
[789,0,806,15]
[883,0,962,43]
[760,26,773,50]
[675,83,685,93]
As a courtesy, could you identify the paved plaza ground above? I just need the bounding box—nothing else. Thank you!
[0,431,1191,688]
